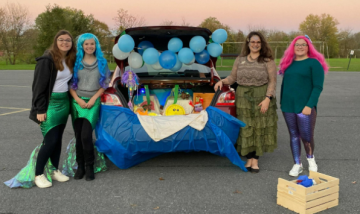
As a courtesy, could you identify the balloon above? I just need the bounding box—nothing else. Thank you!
[112,44,130,60]
[128,52,143,69]
[189,36,206,53]
[142,48,159,65]
[184,57,195,65]
[195,50,210,64]
[138,41,154,55]
[118,34,135,52]
[168,37,183,52]
[207,43,223,57]
[170,54,182,71]
[212,29,228,44]
[159,50,177,69]
[151,61,163,70]
[178,48,195,64]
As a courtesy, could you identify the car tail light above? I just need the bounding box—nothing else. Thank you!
[216,89,235,106]
[101,93,122,106]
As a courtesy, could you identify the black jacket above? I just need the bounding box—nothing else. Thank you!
[29,52,58,124]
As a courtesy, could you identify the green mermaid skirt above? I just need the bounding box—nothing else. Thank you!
[236,85,278,157]
[4,92,69,188]
[40,92,70,137]
[71,96,100,129]
[61,96,107,177]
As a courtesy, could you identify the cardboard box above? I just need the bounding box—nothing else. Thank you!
[277,171,339,214]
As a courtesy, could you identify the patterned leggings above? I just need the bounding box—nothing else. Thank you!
[282,108,317,164]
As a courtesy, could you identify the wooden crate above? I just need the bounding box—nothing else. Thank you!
[192,93,215,113]
[277,171,339,214]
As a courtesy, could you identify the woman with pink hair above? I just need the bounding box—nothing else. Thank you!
[279,35,328,177]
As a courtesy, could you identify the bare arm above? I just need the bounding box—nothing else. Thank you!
[70,88,87,108]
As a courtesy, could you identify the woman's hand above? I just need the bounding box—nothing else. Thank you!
[37,113,47,122]
[77,98,87,109]
[302,106,312,115]
[214,80,223,91]
[86,98,96,109]
[258,98,270,114]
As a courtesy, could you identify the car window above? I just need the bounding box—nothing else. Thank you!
[125,63,211,75]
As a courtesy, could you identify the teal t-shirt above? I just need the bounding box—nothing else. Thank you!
[280,58,324,113]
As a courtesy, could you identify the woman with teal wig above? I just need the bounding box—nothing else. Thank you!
[69,33,110,181]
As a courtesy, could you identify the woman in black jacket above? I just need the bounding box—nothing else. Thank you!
[4,30,76,189]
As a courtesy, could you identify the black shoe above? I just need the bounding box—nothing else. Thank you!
[251,168,260,173]
[74,165,85,180]
[246,166,252,172]
[85,165,95,181]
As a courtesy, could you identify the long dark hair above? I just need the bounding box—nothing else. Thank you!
[48,30,76,72]
[240,31,273,63]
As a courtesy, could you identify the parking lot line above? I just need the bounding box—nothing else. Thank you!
[0,107,30,116]
[0,85,30,88]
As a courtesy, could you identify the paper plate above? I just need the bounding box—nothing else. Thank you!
[165,104,186,116]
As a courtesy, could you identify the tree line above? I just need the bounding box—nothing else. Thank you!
[1,3,359,65]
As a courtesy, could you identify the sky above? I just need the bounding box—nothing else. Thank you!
[5,0,360,33]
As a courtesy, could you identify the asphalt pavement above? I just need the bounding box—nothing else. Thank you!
[0,70,359,214]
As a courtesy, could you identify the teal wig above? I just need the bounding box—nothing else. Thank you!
[71,33,108,89]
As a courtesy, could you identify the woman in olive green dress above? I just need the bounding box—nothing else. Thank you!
[214,32,278,173]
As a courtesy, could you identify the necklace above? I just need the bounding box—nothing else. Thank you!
[248,54,259,61]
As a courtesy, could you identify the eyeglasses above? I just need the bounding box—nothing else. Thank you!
[57,39,72,43]
[250,41,261,44]
[295,43,308,47]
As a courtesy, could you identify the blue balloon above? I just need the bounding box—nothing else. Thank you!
[168,37,183,53]
[178,48,194,64]
[159,50,177,69]
[189,36,206,53]
[142,48,159,65]
[170,54,182,71]
[195,50,210,64]
[207,43,223,57]
[138,41,154,55]
[212,29,228,44]
[118,35,135,52]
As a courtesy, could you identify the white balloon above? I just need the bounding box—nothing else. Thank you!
[128,52,143,69]
[112,44,130,60]
[184,57,195,65]
[151,61,162,70]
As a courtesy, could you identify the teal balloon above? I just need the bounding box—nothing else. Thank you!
[118,35,135,52]
[159,50,177,69]
[212,29,228,44]
[207,43,223,57]
[168,37,183,52]
[195,50,210,64]
[170,54,182,71]
[143,48,159,65]
[138,41,154,55]
[189,36,206,53]
[178,48,194,64]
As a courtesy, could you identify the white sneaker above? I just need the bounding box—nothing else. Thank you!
[51,170,70,182]
[289,164,303,177]
[307,156,318,172]
[35,174,52,188]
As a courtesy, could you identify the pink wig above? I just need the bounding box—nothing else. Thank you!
[279,36,328,75]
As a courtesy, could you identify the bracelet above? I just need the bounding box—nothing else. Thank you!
[266,95,272,100]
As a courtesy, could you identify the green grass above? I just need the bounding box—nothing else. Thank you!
[1,58,359,71]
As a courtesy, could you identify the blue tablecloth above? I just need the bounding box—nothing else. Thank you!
[95,106,247,171]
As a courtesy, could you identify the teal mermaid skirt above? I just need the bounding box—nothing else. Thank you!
[4,92,70,188]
